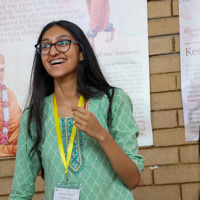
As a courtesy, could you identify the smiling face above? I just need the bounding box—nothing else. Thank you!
[0,54,5,85]
[41,25,83,80]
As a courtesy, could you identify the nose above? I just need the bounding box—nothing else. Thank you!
[49,44,59,56]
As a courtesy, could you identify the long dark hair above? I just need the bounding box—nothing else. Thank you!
[26,20,115,158]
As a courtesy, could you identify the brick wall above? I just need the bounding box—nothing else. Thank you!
[0,1,199,200]
[133,1,200,200]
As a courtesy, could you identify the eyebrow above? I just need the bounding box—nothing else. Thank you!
[41,34,71,42]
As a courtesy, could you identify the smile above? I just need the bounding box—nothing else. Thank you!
[50,59,66,65]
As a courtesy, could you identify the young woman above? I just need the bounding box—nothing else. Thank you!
[9,20,144,200]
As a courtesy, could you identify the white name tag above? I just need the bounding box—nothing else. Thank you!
[53,182,81,200]
[53,187,80,200]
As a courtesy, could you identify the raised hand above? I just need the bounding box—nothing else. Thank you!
[72,106,108,142]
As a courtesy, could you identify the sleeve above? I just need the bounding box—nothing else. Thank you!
[111,89,144,174]
[9,110,42,200]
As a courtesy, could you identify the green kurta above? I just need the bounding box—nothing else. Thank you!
[9,89,144,200]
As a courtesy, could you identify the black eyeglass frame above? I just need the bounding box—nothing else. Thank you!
[34,39,79,55]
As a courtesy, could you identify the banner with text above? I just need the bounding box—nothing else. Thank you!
[0,0,152,156]
[179,0,200,141]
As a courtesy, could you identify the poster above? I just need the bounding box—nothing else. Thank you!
[179,0,200,141]
[0,0,152,156]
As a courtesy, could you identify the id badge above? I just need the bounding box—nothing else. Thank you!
[53,182,81,200]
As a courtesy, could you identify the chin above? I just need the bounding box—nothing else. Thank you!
[49,72,75,79]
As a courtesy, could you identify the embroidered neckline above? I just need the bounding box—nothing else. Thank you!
[61,118,85,175]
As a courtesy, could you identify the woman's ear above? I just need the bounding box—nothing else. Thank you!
[79,53,84,61]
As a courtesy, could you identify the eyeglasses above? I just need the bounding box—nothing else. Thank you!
[35,39,79,55]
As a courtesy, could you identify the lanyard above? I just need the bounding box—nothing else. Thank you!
[53,93,84,177]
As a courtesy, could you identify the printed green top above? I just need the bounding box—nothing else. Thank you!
[9,89,144,200]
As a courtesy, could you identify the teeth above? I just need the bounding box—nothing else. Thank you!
[50,59,65,64]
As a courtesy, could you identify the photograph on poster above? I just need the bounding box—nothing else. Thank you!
[0,0,152,156]
[0,54,22,156]
[85,0,116,48]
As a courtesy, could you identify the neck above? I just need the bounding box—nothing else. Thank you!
[54,75,79,105]
[54,76,80,118]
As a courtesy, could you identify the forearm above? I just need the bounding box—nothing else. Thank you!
[97,128,141,190]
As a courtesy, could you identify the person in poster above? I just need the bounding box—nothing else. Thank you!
[85,0,115,47]
[0,54,22,156]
